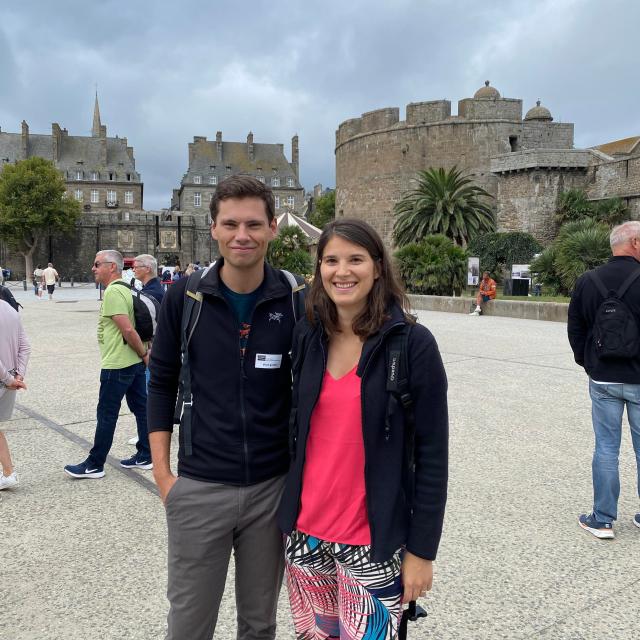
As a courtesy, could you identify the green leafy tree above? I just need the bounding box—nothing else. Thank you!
[556,188,628,227]
[394,235,467,296]
[267,225,313,275]
[467,232,542,279]
[0,157,82,277]
[393,167,495,248]
[309,190,335,229]
[530,218,610,295]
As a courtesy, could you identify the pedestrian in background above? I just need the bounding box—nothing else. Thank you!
[0,298,31,496]
[41,262,59,301]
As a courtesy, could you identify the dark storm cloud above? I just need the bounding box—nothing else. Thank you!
[0,0,638,209]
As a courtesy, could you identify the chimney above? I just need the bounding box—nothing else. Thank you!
[126,147,134,164]
[188,142,195,168]
[21,120,29,159]
[216,131,223,161]
[52,123,63,162]
[291,134,299,178]
[247,132,254,161]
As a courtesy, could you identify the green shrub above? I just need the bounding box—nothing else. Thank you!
[467,232,542,279]
[394,235,467,296]
[267,226,313,274]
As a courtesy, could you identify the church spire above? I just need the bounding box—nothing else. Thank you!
[92,91,102,137]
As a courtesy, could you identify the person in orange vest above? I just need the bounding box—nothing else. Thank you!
[470,271,497,315]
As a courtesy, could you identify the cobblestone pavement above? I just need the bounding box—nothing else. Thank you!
[1,285,639,639]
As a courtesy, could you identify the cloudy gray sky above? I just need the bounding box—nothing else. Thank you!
[1,0,638,210]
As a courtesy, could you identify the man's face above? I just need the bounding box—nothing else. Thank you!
[482,272,490,281]
[133,260,152,284]
[211,197,276,270]
[92,254,115,285]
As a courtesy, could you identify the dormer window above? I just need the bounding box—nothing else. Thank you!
[126,173,132,182]
[194,175,202,184]
[91,171,98,181]
[75,170,83,181]
[257,176,265,184]
[209,175,217,185]
[109,172,115,181]
[271,177,280,187]
[287,177,294,187]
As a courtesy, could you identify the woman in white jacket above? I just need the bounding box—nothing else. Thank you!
[0,299,31,494]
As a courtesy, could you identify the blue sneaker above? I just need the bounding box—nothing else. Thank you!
[120,454,153,470]
[578,513,614,539]
[633,514,640,529]
[64,460,105,479]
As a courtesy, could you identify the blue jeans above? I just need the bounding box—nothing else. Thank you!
[88,362,150,467]
[589,379,640,522]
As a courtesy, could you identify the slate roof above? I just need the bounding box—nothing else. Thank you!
[0,130,140,181]
[592,136,640,157]
[183,140,300,188]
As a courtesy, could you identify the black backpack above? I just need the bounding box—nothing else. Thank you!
[111,281,160,342]
[589,269,640,359]
[0,285,22,313]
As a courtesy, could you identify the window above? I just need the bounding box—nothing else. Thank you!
[74,189,83,201]
[271,177,280,187]
[194,192,201,207]
[75,170,83,181]
[107,190,117,205]
[287,177,294,187]
[287,196,295,207]
[109,172,115,181]
[91,171,98,181]
[123,211,130,222]
[126,173,131,182]
[209,175,217,185]
[275,196,280,209]
[125,191,133,205]
[194,175,201,184]
[90,189,99,203]
[509,136,519,152]
[257,176,265,183]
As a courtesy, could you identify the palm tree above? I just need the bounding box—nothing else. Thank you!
[393,167,495,248]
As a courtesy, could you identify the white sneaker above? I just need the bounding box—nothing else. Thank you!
[0,472,18,490]
[469,310,480,316]
[127,436,139,445]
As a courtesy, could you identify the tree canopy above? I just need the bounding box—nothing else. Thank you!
[555,188,628,227]
[393,167,495,248]
[0,157,82,276]
[309,190,335,229]
[267,225,313,275]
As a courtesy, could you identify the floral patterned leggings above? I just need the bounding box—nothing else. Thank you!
[285,530,403,639]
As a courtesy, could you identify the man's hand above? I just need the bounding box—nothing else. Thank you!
[155,472,178,505]
[401,551,433,603]
[5,377,26,391]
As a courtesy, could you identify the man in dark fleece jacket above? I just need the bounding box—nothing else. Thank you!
[147,176,298,640]
[568,220,640,540]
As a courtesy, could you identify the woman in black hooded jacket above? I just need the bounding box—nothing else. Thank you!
[277,219,448,639]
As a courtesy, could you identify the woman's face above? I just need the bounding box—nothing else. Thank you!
[319,235,379,315]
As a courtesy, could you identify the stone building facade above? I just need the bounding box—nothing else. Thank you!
[335,81,639,247]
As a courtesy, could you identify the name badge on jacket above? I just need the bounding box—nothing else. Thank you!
[255,354,282,369]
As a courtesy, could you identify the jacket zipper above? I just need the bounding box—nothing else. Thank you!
[359,320,404,556]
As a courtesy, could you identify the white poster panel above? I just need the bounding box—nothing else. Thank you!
[511,264,531,281]
[468,257,480,286]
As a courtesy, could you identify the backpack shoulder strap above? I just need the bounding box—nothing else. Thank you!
[280,269,306,323]
[173,268,208,456]
[588,270,609,299]
[110,280,132,291]
[616,269,640,299]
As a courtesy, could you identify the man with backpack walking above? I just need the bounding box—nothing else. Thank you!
[568,221,640,539]
[63,250,152,479]
[147,176,305,640]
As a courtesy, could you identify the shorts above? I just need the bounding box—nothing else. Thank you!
[47,284,55,294]
[0,388,17,421]
[482,294,491,303]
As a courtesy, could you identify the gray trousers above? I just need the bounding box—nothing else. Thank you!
[165,475,285,640]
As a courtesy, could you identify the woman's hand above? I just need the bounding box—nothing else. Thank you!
[401,551,433,603]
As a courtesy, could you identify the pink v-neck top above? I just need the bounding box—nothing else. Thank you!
[296,365,371,545]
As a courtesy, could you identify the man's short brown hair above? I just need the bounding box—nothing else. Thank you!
[209,175,275,224]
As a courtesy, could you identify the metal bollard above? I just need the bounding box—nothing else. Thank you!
[71,277,74,287]
[22,279,27,291]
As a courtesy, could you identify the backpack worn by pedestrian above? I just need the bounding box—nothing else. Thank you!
[173,265,306,455]
[111,281,160,342]
[589,269,640,359]
[0,285,22,313]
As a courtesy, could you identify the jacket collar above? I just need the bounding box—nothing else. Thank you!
[357,305,408,376]
[196,258,290,300]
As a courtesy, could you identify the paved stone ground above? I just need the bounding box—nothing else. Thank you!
[1,284,639,639]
